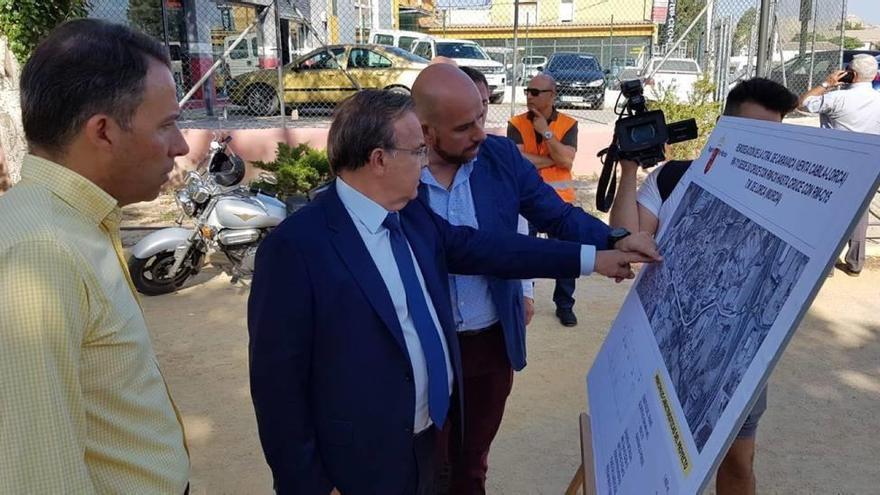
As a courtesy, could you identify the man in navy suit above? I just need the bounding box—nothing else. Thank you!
[412,64,660,493]
[248,90,655,495]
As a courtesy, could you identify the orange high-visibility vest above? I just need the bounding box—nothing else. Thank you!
[509,111,577,203]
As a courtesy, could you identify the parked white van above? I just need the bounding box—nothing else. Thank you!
[369,29,425,53]
[410,37,506,102]
[224,34,261,78]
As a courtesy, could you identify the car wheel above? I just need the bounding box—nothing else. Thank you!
[246,85,280,116]
[592,98,605,110]
[385,85,411,96]
[489,94,504,104]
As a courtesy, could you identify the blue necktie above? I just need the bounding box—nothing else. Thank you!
[383,212,450,428]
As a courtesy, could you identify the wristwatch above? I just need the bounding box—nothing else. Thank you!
[542,130,553,141]
[608,227,631,249]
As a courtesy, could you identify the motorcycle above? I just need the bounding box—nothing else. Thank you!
[128,135,293,295]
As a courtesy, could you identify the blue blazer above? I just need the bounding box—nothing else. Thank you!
[418,135,611,371]
[248,181,584,494]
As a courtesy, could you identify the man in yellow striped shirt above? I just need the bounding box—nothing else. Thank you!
[0,19,191,493]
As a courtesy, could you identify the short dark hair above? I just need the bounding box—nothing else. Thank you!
[328,90,415,174]
[724,78,799,119]
[20,18,171,153]
[459,66,488,91]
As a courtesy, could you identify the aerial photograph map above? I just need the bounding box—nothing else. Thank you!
[636,183,808,451]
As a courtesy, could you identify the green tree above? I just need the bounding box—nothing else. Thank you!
[127,0,181,40]
[0,0,90,63]
[128,0,164,39]
[841,36,864,50]
[669,0,705,56]
[732,7,758,56]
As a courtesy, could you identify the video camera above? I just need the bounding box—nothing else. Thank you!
[596,79,699,212]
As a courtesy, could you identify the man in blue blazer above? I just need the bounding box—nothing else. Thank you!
[411,65,660,493]
[248,90,654,495]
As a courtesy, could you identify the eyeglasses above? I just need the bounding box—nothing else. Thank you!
[524,88,553,97]
[387,145,430,166]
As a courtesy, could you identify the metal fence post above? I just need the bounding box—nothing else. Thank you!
[755,0,772,78]
[705,0,714,74]
[160,0,170,50]
[510,0,520,118]
[274,0,286,126]
[807,0,819,89]
[838,0,848,69]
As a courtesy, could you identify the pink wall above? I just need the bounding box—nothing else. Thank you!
[176,124,615,186]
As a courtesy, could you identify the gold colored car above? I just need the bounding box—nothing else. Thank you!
[227,43,429,115]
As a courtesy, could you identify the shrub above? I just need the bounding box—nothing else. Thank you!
[648,75,722,161]
[251,142,331,199]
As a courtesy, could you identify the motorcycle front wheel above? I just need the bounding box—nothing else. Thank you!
[128,250,202,296]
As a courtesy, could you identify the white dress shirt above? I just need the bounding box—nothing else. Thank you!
[803,82,880,135]
[335,177,454,434]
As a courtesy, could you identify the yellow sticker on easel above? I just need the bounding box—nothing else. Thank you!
[654,372,692,476]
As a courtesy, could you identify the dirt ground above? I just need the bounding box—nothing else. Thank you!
[142,259,880,495]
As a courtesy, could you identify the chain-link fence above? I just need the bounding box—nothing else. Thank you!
[85,0,863,130]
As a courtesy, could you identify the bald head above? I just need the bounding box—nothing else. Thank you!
[411,63,487,165]
[525,72,557,115]
[530,73,556,90]
[412,63,482,123]
[429,56,458,66]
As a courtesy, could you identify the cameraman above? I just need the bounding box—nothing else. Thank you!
[610,78,800,495]
[799,54,880,276]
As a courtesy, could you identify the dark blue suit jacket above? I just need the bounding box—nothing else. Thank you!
[419,134,611,371]
[248,181,584,494]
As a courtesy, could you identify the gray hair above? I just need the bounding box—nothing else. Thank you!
[327,90,415,174]
[851,54,879,82]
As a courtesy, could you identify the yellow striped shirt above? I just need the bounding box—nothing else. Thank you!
[0,155,189,494]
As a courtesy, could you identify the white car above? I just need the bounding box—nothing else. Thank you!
[519,55,547,83]
[411,38,506,103]
[368,29,425,52]
[642,57,702,103]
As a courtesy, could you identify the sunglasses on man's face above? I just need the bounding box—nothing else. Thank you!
[524,88,553,97]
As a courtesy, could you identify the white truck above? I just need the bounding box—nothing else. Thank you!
[410,37,507,103]
[641,57,702,103]
[224,34,261,78]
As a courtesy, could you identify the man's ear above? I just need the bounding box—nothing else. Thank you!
[421,124,437,147]
[82,113,118,153]
[367,147,387,176]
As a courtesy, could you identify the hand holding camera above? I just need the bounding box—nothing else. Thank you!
[826,69,855,87]
[595,79,699,212]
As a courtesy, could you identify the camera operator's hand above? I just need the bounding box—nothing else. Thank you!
[615,231,662,262]
[825,70,847,88]
[594,250,655,282]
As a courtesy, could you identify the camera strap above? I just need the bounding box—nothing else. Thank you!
[596,142,619,213]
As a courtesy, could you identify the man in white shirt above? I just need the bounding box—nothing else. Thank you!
[800,54,880,275]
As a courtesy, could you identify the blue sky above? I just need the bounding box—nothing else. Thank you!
[849,0,880,25]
